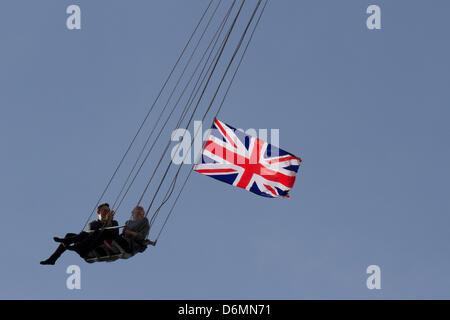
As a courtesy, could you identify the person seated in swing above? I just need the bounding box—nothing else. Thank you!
[112,206,156,255]
[40,203,119,265]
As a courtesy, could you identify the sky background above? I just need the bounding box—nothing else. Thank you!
[0,0,449,299]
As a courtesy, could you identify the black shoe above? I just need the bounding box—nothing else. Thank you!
[40,259,55,265]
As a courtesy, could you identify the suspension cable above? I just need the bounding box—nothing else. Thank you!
[111,0,223,211]
[151,0,268,240]
[154,0,269,241]
[139,0,247,218]
[144,0,248,224]
[81,0,214,230]
[113,0,237,213]
[146,0,259,230]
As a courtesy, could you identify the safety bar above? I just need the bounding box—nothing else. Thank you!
[86,225,126,233]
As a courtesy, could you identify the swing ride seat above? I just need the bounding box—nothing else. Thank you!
[84,240,128,263]
[83,239,153,263]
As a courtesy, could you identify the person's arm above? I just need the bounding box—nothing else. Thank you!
[105,211,115,227]
[124,219,149,240]
[123,229,139,238]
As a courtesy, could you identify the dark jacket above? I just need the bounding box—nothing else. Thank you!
[88,219,119,240]
[121,217,150,253]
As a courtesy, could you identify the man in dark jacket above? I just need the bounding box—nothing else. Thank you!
[40,203,119,265]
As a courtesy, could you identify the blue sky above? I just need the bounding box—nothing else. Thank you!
[0,0,449,299]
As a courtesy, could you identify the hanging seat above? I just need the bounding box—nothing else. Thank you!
[84,239,152,263]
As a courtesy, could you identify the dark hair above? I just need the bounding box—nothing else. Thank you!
[97,203,110,210]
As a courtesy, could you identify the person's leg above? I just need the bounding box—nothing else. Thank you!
[41,232,92,265]
[40,244,66,265]
[54,232,89,245]
[67,230,105,256]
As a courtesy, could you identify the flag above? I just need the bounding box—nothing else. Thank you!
[193,118,302,198]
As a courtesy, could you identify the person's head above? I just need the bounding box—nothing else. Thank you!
[97,203,110,221]
[131,206,145,221]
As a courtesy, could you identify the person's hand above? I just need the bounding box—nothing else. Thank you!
[106,210,115,221]
[124,230,138,238]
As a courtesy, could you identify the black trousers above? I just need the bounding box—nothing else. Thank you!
[44,230,105,263]
[43,232,88,263]
[70,230,107,256]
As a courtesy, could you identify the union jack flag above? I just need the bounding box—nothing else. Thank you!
[193,118,302,198]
